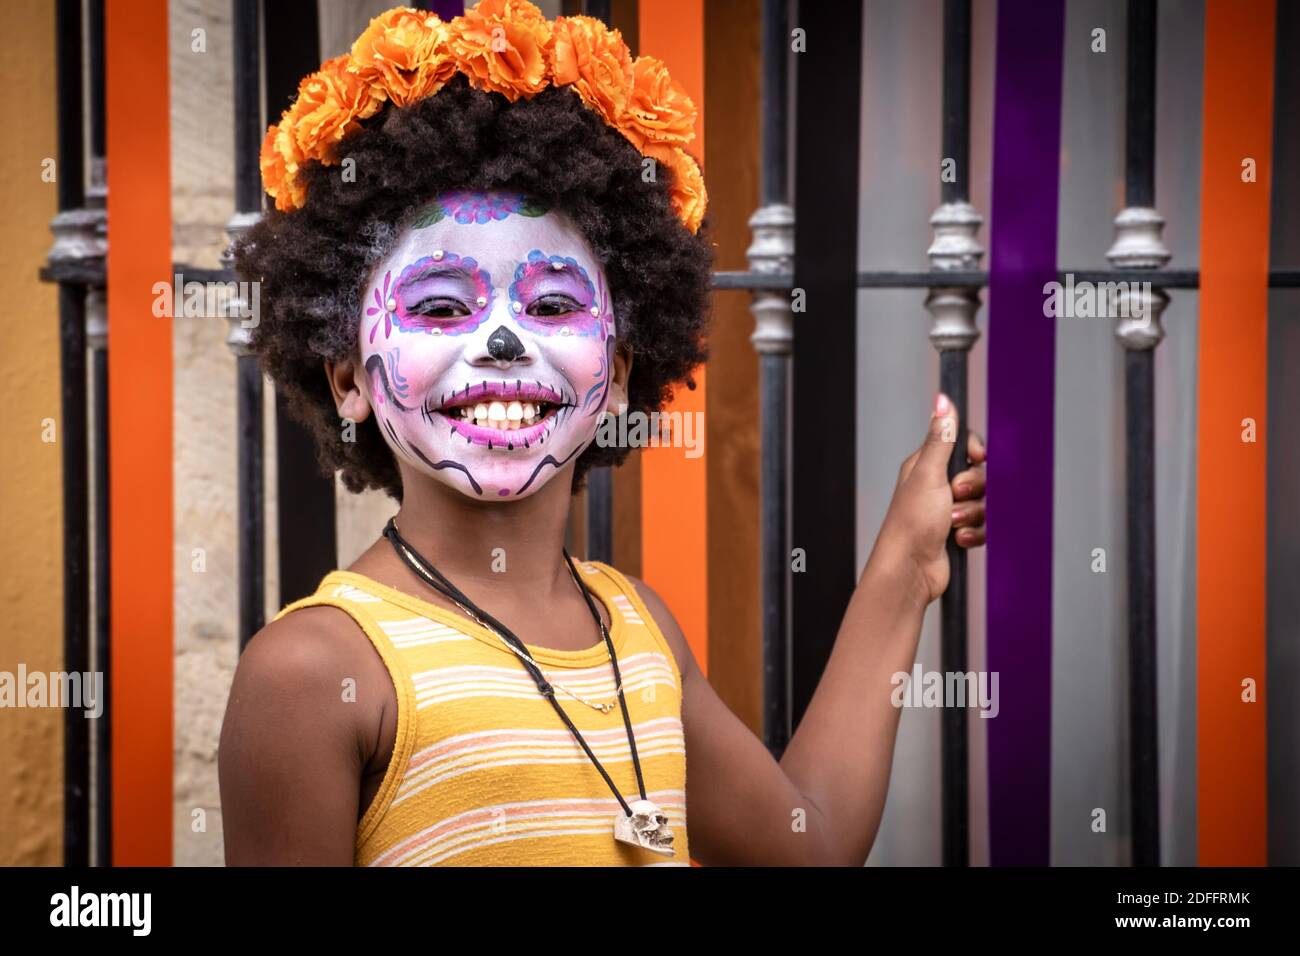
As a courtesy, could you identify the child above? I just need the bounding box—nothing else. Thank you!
[219,1,986,866]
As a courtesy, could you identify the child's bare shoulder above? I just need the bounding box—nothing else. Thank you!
[227,605,390,749]
[239,605,375,686]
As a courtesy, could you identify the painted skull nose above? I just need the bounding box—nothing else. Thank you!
[486,324,526,362]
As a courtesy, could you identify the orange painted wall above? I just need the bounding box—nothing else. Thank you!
[638,0,709,675]
[106,0,173,865]
[1196,0,1274,866]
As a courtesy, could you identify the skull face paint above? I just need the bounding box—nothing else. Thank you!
[359,191,617,499]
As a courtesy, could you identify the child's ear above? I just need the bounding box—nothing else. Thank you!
[608,342,633,413]
[324,356,373,423]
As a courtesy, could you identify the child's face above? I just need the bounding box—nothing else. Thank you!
[356,190,620,500]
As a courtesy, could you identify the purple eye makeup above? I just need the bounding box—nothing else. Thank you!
[376,252,495,339]
[508,250,606,338]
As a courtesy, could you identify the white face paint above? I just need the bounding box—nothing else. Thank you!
[358,190,617,500]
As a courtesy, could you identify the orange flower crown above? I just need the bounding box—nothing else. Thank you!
[259,0,707,233]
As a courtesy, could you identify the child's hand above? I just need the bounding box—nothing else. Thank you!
[873,393,986,604]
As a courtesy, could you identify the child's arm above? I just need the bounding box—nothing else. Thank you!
[218,606,388,866]
[633,395,985,865]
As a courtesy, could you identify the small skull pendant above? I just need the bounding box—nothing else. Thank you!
[613,799,676,857]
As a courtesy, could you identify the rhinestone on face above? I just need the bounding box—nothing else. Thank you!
[512,300,523,313]
[431,328,442,335]
[560,326,571,336]
[386,297,397,312]
[589,305,599,317]
[550,260,564,270]
[432,249,444,260]
[476,295,487,307]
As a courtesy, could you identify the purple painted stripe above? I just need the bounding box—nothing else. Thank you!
[985,0,1066,866]
[424,0,464,20]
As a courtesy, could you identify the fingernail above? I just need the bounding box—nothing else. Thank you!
[951,508,963,523]
[955,483,971,497]
[935,393,950,415]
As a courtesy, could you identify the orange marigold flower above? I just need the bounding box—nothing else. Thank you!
[259,122,306,212]
[291,55,387,163]
[549,15,633,125]
[644,142,707,234]
[448,0,552,102]
[621,54,697,150]
[349,7,456,107]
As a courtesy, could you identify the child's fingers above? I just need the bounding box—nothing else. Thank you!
[955,526,986,548]
[951,466,985,502]
[951,501,985,530]
[966,430,987,465]
[914,393,960,483]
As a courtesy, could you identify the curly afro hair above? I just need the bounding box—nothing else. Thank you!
[233,74,713,501]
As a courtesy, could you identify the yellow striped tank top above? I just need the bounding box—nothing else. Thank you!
[272,560,690,866]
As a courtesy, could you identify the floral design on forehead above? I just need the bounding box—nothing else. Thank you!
[259,1,707,234]
[411,190,549,226]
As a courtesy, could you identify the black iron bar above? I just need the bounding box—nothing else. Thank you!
[761,0,790,207]
[91,325,111,868]
[1123,0,1160,868]
[237,355,265,648]
[54,0,89,870]
[264,0,336,607]
[232,0,265,649]
[714,268,1218,290]
[585,469,614,563]
[56,261,1300,293]
[1126,347,1159,866]
[936,0,974,869]
[87,0,110,868]
[1125,0,1156,208]
[939,350,969,867]
[941,0,971,206]
[583,0,613,566]
[88,0,105,160]
[232,0,262,213]
[757,0,794,756]
[58,285,90,868]
[790,0,862,736]
[759,350,791,754]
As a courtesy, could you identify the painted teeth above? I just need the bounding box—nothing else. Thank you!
[451,399,552,429]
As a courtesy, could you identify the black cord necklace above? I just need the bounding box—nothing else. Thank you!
[382,517,675,856]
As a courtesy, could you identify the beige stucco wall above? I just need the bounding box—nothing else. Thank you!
[169,0,239,868]
[0,0,65,866]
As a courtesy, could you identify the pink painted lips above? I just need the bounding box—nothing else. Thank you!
[431,380,569,449]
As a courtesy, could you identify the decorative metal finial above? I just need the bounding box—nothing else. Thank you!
[1106,206,1171,351]
[747,203,795,356]
[925,201,984,352]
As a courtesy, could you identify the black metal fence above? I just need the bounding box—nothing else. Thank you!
[41,0,1300,867]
